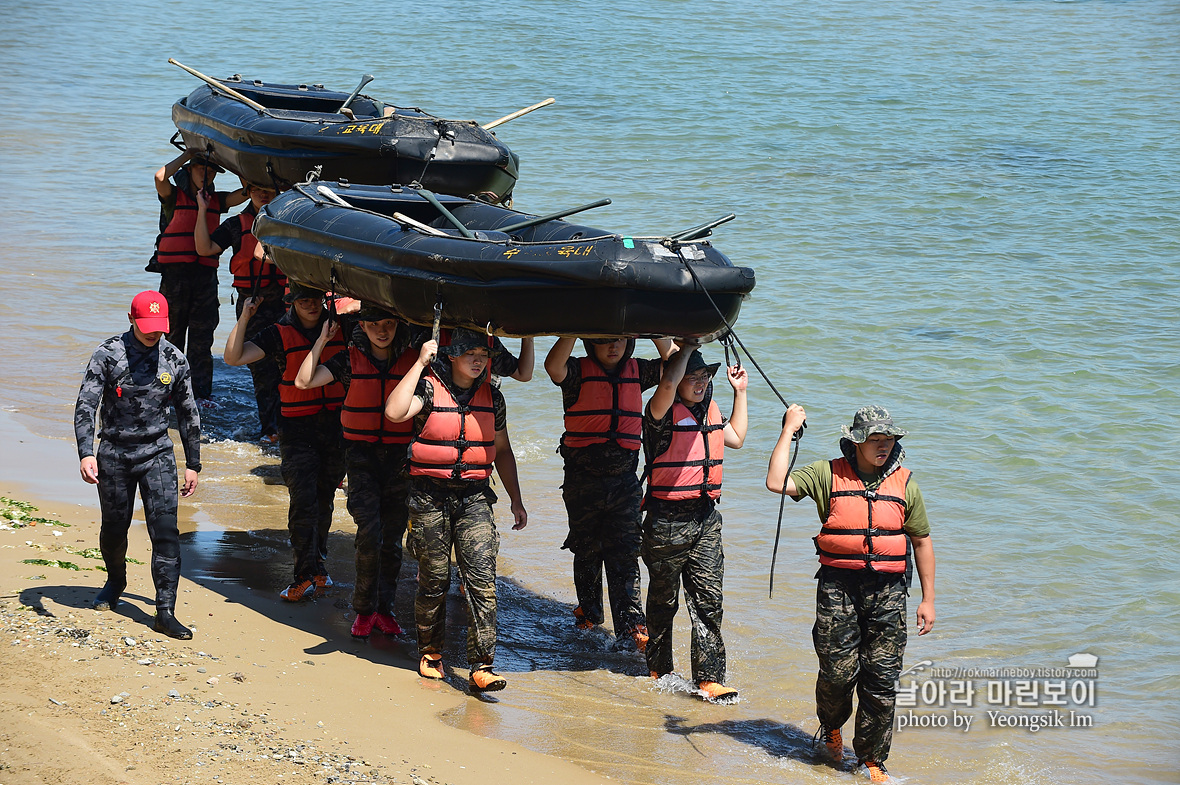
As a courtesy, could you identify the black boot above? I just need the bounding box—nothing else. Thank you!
[153,609,192,640]
[93,578,127,611]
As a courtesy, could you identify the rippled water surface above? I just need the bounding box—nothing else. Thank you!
[1,1,1177,783]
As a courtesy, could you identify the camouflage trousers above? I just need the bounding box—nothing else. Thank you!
[641,504,726,684]
[346,442,410,615]
[813,566,908,764]
[406,481,499,666]
[561,469,645,634]
[95,445,181,610]
[279,412,346,580]
[159,265,219,399]
[235,290,284,438]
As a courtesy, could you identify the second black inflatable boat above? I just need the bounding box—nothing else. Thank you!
[253,182,755,338]
[172,77,520,200]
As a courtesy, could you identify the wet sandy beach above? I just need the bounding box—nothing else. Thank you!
[0,413,608,785]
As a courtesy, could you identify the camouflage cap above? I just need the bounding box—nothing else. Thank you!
[841,405,907,444]
[354,303,398,322]
[284,282,324,303]
[439,328,500,358]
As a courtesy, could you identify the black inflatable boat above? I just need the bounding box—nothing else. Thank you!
[172,77,520,200]
[253,182,755,338]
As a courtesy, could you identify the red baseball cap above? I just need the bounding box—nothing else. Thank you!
[130,290,170,333]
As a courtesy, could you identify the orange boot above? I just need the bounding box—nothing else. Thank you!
[698,681,739,701]
[469,666,507,692]
[419,655,445,680]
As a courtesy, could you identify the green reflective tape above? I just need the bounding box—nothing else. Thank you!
[623,237,635,249]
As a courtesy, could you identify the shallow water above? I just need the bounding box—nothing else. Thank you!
[1,1,1178,782]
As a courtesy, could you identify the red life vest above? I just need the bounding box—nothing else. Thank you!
[648,400,725,501]
[815,457,911,573]
[340,345,416,444]
[409,374,496,480]
[229,208,287,291]
[562,357,642,451]
[156,187,222,268]
[277,322,346,418]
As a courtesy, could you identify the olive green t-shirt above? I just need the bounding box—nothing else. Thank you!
[788,459,930,537]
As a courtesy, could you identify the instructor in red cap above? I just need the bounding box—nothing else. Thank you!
[74,291,203,639]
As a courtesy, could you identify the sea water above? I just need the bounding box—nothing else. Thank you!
[1,1,1177,782]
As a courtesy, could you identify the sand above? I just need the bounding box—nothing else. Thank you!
[0,419,607,785]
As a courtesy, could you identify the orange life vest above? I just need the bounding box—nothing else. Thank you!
[408,374,496,480]
[648,399,725,501]
[815,457,911,572]
[340,345,416,444]
[562,357,642,450]
[229,207,287,291]
[156,187,222,268]
[277,321,346,418]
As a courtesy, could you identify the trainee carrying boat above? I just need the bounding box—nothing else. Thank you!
[171,75,520,200]
[253,181,755,338]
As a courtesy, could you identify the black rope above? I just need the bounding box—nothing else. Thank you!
[672,245,789,408]
[670,243,806,598]
[769,430,804,599]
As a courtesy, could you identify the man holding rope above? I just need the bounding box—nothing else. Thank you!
[766,405,936,784]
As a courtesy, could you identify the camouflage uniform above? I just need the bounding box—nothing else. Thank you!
[555,352,661,634]
[159,265,219,399]
[561,465,644,631]
[321,324,415,616]
[788,406,930,765]
[405,368,508,666]
[641,391,729,684]
[346,442,410,614]
[74,331,201,610]
[641,500,726,683]
[234,287,284,439]
[406,480,500,664]
[278,412,346,579]
[154,168,230,401]
[251,314,347,581]
[813,567,907,764]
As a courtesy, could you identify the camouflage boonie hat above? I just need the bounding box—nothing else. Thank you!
[284,282,324,303]
[439,328,500,358]
[841,406,907,443]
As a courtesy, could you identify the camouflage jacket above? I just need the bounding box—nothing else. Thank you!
[74,331,202,470]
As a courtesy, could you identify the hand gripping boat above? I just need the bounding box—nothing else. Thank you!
[253,181,756,338]
[171,76,520,200]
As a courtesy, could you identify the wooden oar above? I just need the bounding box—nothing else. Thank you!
[481,97,555,131]
[169,58,268,114]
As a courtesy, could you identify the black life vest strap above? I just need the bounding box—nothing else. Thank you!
[819,526,906,536]
[815,546,908,563]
